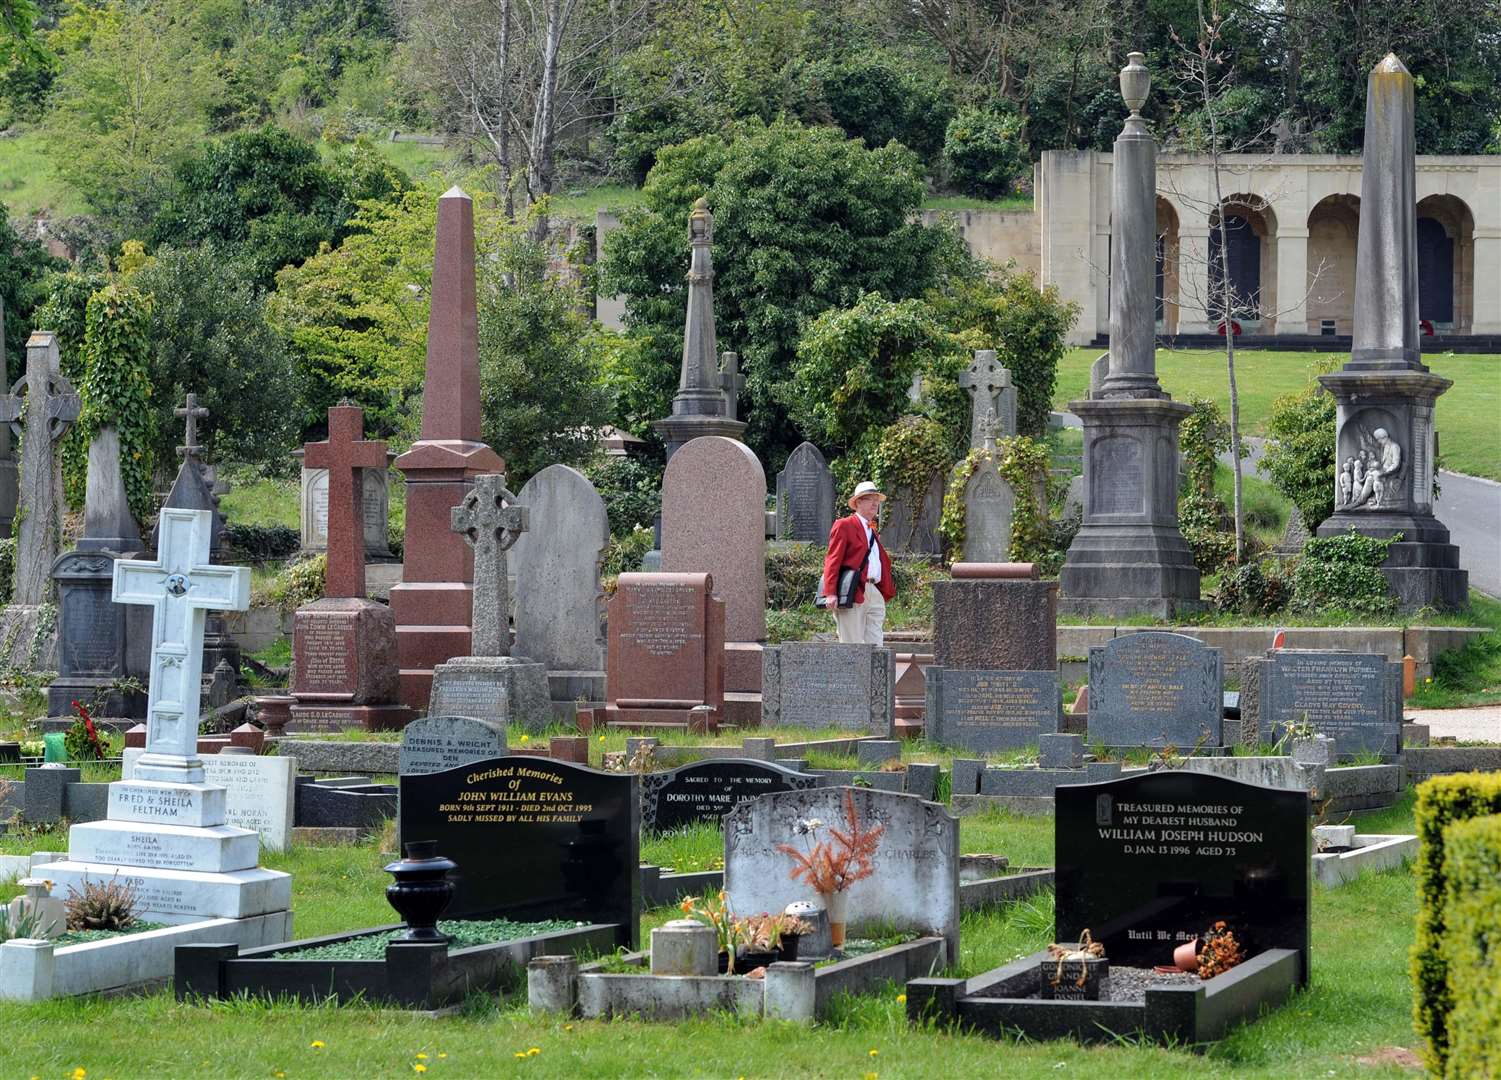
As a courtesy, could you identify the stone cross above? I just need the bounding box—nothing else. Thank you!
[958,349,1012,448]
[112,508,250,784]
[451,474,528,657]
[176,392,209,461]
[719,351,745,422]
[978,408,1000,454]
[302,404,386,599]
[0,333,80,604]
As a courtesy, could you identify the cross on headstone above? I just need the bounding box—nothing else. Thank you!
[176,392,209,461]
[978,408,1000,454]
[302,404,387,599]
[719,351,745,422]
[0,333,81,604]
[958,349,1014,449]
[112,508,250,783]
[451,473,528,657]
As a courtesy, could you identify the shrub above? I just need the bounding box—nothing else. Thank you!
[1290,529,1396,616]
[1215,561,1290,616]
[223,523,301,562]
[1409,772,1501,1074]
[1263,362,1337,531]
[65,873,141,932]
[601,526,653,581]
[584,455,663,538]
[810,51,957,163]
[942,105,1028,199]
[260,554,326,613]
[1440,814,1501,1079]
[939,436,1056,571]
[1178,398,1237,572]
[766,542,826,610]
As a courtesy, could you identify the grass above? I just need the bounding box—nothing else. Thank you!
[218,477,301,530]
[1406,594,1501,707]
[1053,347,1501,480]
[0,130,88,218]
[922,193,1033,211]
[0,797,1428,1078]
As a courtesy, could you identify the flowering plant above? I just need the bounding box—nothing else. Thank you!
[1197,921,1245,979]
[776,789,884,896]
[679,890,737,971]
[63,700,107,761]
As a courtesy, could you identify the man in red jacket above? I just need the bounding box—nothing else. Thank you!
[821,481,897,646]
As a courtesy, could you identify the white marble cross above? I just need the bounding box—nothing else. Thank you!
[112,508,250,783]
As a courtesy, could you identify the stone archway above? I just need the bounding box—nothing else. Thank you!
[1416,194,1475,331]
[1155,197,1180,333]
[1209,194,1277,328]
[1306,194,1360,334]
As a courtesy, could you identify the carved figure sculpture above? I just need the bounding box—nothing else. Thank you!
[1336,459,1354,508]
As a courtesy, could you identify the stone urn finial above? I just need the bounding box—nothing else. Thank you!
[1120,51,1150,116]
[688,197,713,244]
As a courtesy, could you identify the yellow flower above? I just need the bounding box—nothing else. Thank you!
[869,1049,879,1057]
[527,1048,541,1057]
[274,1073,285,1079]
[520,734,530,743]
[416,1054,428,1060]
[72,1071,86,1080]
[598,734,605,741]
[437,1053,448,1059]
[310,1041,325,1049]
[896,994,906,1003]
[413,1066,427,1075]
[514,1053,527,1060]
[563,1025,573,1033]
[865,1073,879,1080]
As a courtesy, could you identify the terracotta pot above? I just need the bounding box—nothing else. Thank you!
[1173,938,1201,972]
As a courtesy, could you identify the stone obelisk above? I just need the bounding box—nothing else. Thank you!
[1314,54,1467,610]
[1058,52,1202,618]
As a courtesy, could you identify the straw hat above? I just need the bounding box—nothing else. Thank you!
[847,480,887,509]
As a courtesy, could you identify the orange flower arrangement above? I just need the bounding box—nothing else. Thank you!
[1196,920,1245,979]
[776,789,885,896]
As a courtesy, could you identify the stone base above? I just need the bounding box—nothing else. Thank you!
[548,670,606,705]
[722,692,762,728]
[47,678,146,722]
[428,655,551,730]
[291,597,400,704]
[725,643,764,693]
[1057,521,1205,618]
[67,819,259,873]
[603,706,718,734]
[288,703,415,733]
[108,780,227,828]
[34,859,292,925]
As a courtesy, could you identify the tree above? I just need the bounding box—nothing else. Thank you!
[0,207,64,376]
[601,118,973,464]
[942,105,1028,199]
[73,283,156,521]
[1263,362,1337,532]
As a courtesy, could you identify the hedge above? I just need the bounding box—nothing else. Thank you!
[1441,814,1501,1079]
[1410,772,1501,1074]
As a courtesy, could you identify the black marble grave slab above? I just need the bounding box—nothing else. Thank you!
[640,758,818,832]
[399,757,639,946]
[1055,770,1310,985]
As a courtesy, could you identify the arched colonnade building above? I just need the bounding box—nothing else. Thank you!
[1039,151,1499,346]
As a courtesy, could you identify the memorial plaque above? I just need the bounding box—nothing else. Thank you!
[1091,435,1144,515]
[124,748,296,852]
[399,757,639,945]
[723,786,960,962]
[611,575,708,702]
[761,642,894,733]
[924,668,1060,752]
[1087,632,1222,748]
[62,582,120,674]
[640,758,818,832]
[292,610,357,696]
[1056,770,1310,984]
[399,715,508,775]
[426,668,510,725]
[1260,651,1401,759]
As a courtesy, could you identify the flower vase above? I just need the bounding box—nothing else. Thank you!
[824,890,849,947]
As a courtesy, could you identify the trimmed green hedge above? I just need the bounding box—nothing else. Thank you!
[1441,814,1501,1079]
[1411,772,1501,1074]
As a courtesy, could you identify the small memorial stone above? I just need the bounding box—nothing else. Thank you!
[399,715,509,775]
[924,668,1061,752]
[761,642,894,733]
[1087,632,1223,748]
[639,758,818,832]
[124,747,295,852]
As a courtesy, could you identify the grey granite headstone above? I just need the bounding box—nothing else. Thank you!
[23,765,79,824]
[1256,650,1402,759]
[960,466,1016,563]
[1038,732,1083,769]
[762,642,895,733]
[399,715,509,775]
[776,442,836,542]
[723,786,960,963]
[883,472,944,554]
[924,668,1061,752]
[426,656,551,730]
[1086,632,1223,748]
[510,464,609,682]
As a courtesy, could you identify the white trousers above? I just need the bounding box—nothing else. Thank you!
[833,586,886,647]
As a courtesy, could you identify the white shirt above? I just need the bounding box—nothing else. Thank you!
[863,519,881,584]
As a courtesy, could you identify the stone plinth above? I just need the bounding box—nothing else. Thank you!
[290,597,413,731]
[932,578,1057,671]
[761,643,894,733]
[604,573,725,731]
[427,655,550,730]
[1058,397,1203,618]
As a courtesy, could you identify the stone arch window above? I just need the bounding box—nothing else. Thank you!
[1416,194,1474,331]
[1208,194,1277,327]
[1155,196,1180,333]
[1306,194,1360,334]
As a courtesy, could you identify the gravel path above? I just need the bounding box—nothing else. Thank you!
[1405,706,1501,743]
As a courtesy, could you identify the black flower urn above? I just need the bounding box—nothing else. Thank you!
[384,840,457,943]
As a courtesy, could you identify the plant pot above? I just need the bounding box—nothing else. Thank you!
[824,890,849,948]
[738,949,779,971]
[383,840,457,943]
[1173,938,1202,972]
[777,933,801,962]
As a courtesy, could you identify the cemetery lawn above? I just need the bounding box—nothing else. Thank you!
[0,797,1431,1078]
[1054,348,1501,480]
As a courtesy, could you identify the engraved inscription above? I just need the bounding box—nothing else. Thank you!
[429,674,507,720]
[1092,435,1143,515]
[620,582,701,659]
[779,647,868,728]
[294,612,357,693]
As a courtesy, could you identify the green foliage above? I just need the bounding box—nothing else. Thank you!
[942,105,1028,199]
[1410,772,1501,1075]
[601,118,974,462]
[1178,398,1236,573]
[0,537,12,606]
[925,268,1078,438]
[788,292,953,457]
[584,455,662,538]
[62,715,106,762]
[130,245,296,473]
[811,50,957,163]
[0,204,62,369]
[272,917,577,961]
[601,525,652,581]
[872,415,950,544]
[1214,560,1290,616]
[939,436,1056,571]
[261,554,326,613]
[1440,814,1501,1078]
[223,523,300,562]
[1291,529,1397,617]
[765,541,825,610]
[1263,363,1337,530]
[66,283,156,523]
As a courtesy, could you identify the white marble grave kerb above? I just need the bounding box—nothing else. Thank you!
[112,508,251,783]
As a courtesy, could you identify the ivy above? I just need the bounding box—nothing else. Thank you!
[1291,528,1400,616]
[1263,359,1339,531]
[1177,397,1237,572]
[872,415,951,542]
[938,435,1056,570]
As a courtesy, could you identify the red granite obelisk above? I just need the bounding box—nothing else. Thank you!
[290,404,413,730]
[391,188,505,708]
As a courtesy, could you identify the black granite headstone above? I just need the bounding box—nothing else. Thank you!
[399,757,639,946]
[640,758,818,832]
[1055,770,1310,985]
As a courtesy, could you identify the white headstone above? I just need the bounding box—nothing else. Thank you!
[123,748,296,852]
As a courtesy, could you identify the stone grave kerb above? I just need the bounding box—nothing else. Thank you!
[451,473,529,657]
[112,508,250,783]
[303,404,388,599]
